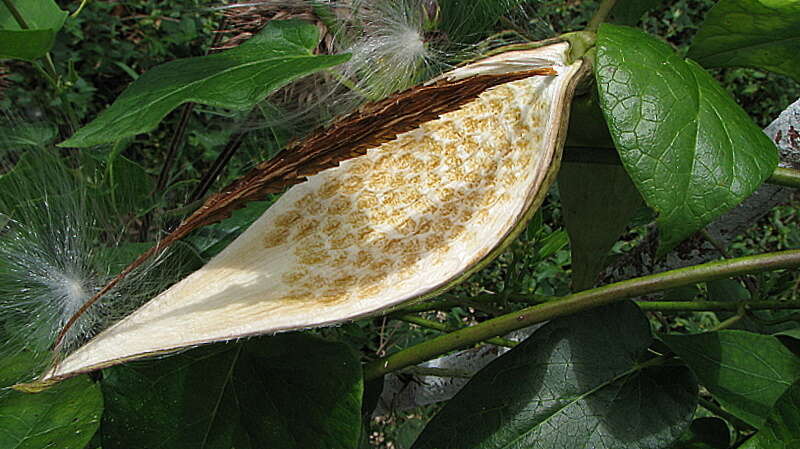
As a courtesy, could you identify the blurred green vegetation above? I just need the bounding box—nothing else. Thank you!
[1,1,798,448]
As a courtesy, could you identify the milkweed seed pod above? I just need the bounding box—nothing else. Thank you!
[33,40,588,387]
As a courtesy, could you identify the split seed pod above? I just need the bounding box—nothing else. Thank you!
[38,41,587,385]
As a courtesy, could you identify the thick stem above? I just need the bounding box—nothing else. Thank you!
[586,0,619,32]
[769,167,800,189]
[397,314,517,348]
[363,249,800,381]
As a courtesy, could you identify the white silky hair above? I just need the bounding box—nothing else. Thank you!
[240,0,452,132]
[0,145,180,382]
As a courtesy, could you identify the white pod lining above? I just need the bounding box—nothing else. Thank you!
[43,42,583,382]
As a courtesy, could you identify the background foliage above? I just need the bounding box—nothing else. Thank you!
[1,1,799,448]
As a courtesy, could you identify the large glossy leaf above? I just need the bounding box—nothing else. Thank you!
[596,24,778,253]
[688,0,800,83]
[412,302,697,449]
[100,334,363,449]
[559,162,643,290]
[740,379,800,448]
[0,351,102,449]
[0,0,67,61]
[662,330,800,428]
[60,20,350,148]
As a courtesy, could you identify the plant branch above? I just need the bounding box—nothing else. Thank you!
[396,314,517,348]
[586,0,618,32]
[155,103,195,194]
[189,125,247,204]
[769,167,800,189]
[363,249,800,381]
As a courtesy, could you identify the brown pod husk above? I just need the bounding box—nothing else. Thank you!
[31,41,587,387]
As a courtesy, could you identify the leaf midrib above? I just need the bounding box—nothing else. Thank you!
[677,340,795,385]
[95,52,324,135]
[199,346,242,449]
[499,363,640,449]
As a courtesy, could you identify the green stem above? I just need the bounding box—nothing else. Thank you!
[396,314,517,348]
[712,311,746,331]
[586,0,618,32]
[2,0,29,29]
[395,292,521,315]
[395,297,460,314]
[70,0,89,18]
[769,167,800,189]
[364,249,800,381]
[636,300,800,312]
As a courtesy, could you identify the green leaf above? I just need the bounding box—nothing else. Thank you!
[740,378,800,448]
[775,329,800,358]
[662,330,800,428]
[596,24,778,253]
[663,285,702,302]
[561,94,644,287]
[688,0,800,83]
[0,351,102,449]
[609,0,661,26]
[0,0,67,61]
[412,302,698,449]
[535,229,568,260]
[60,20,350,148]
[0,122,57,151]
[565,92,615,150]
[101,334,363,449]
[775,327,800,348]
[0,0,67,30]
[776,328,800,342]
[0,29,57,61]
[706,279,750,302]
[559,162,643,290]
